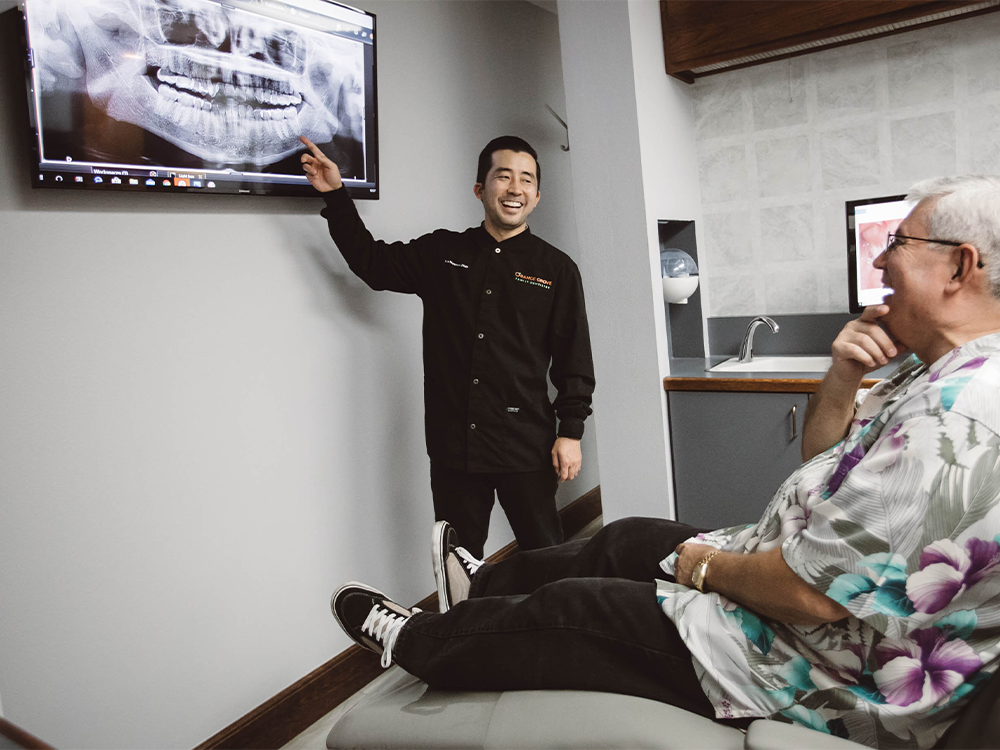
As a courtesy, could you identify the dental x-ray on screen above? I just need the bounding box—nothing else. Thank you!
[20,0,378,197]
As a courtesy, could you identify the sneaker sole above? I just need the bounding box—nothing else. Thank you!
[431,521,450,613]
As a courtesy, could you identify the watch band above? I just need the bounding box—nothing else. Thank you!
[694,550,721,593]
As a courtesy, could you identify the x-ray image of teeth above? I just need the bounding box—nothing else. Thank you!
[27,0,366,173]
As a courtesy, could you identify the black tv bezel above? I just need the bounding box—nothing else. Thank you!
[845,193,911,314]
[18,0,378,200]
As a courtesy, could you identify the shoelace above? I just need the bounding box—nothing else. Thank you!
[455,546,484,576]
[361,604,412,668]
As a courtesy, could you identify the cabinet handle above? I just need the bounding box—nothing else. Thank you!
[790,405,798,440]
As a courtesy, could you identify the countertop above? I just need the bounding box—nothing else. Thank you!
[663,357,898,393]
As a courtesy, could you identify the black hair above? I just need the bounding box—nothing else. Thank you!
[476,136,540,187]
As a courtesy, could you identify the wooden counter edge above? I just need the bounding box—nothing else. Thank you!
[663,376,881,394]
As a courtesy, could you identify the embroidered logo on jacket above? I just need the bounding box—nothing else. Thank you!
[445,260,469,269]
[507,407,520,413]
[514,271,553,289]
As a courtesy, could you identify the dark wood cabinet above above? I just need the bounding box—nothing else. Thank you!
[661,0,1000,82]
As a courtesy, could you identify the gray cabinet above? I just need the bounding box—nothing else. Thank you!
[667,390,809,529]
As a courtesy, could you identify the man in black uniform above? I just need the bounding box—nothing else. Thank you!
[300,134,595,557]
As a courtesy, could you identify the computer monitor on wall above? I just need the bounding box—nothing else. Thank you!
[846,194,917,313]
[19,0,378,198]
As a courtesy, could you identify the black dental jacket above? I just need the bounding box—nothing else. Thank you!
[321,187,595,473]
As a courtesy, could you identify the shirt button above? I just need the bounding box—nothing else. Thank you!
[486,289,492,295]
[470,423,476,429]
[495,248,501,254]
[473,378,479,385]
[478,333,484,339]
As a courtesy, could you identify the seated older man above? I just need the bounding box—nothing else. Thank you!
[330,175,1000,749]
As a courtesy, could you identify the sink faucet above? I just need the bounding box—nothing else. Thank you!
[738,316,779,362]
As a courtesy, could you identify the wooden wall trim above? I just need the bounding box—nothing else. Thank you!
[661,0,1000,81]
[0,716,56,750]
[194,485,603,750]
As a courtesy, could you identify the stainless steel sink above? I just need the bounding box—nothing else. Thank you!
[709,355,832,373]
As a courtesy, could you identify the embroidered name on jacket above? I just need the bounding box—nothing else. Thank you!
[514,271,553,289]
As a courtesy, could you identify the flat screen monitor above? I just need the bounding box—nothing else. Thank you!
[846,194,916,313]
[19,0,378,198]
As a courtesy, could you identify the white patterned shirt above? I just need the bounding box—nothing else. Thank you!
[658,333,1000,748]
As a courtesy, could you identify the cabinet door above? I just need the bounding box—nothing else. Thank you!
[668,391,809,529]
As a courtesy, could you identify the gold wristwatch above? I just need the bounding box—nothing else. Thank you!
[692,550,721,593]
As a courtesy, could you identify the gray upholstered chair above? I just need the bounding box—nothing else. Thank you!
[326,663,1000,749]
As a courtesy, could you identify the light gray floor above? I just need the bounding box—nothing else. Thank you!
[282,516,605,749]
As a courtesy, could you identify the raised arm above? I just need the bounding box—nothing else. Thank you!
[801,305,904,461]
[300,136,426,294]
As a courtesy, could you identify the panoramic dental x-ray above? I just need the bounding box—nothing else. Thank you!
[27,0,367,176]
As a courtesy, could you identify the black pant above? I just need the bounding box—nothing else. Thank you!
[430,464,563,558]
[394,517,718,718]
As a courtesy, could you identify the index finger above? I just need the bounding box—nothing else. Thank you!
[299,135,324,158]
[858,304,889,323]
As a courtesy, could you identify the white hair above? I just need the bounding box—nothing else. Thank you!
[906,175,1000,298]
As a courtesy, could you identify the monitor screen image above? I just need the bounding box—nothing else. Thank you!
[846,194,917,313]
[20,0,378,198]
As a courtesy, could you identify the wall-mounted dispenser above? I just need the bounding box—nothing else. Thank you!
[660,248,699,304]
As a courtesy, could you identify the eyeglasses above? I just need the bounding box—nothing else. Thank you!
[884,233,984,269]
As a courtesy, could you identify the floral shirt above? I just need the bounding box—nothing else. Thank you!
[658,333,1000,748]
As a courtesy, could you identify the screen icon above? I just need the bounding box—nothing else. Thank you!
[145,178,156,186]
[149,170,157,177]
[74,175,83,183]
[173,177,189,187]
[192,180,203,188]
[162,179,171,186]
[93,176,103,184]
[129,178,139,185]
[111,176,122,184]
[54,175,63,182]
[207,181,216,188]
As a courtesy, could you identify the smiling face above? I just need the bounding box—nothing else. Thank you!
[873,199,953,350]
[473,149,540,241]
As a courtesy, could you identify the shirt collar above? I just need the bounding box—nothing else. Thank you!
[475,223,534,251]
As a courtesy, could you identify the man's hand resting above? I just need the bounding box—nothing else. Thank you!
[551,437,582,483]
[300,136,343,192]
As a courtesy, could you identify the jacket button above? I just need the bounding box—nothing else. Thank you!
[470,423,476,429]
[473,378,479,385]
[486,289,492,295]
[478,333,484,339]
[495,248,501,253]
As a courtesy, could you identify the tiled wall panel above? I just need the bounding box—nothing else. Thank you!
[692,13,1000,316]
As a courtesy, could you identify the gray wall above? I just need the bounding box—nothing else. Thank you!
[558,0,702,521]
[0,1,596,746]
[690,11,1000,318]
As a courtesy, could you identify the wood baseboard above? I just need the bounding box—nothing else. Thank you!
[0,716,56,750]
[194,485,602,750]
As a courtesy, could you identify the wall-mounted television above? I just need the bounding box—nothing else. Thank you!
[846,194,916,313]
[19,0,378,198]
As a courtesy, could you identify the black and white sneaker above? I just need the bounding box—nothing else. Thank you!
[432,520,484,613]
[331,583,417,668]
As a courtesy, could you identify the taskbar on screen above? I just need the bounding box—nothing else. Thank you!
[33,165,373,197]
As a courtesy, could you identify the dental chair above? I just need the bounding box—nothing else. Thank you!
[326,659,1000,750]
